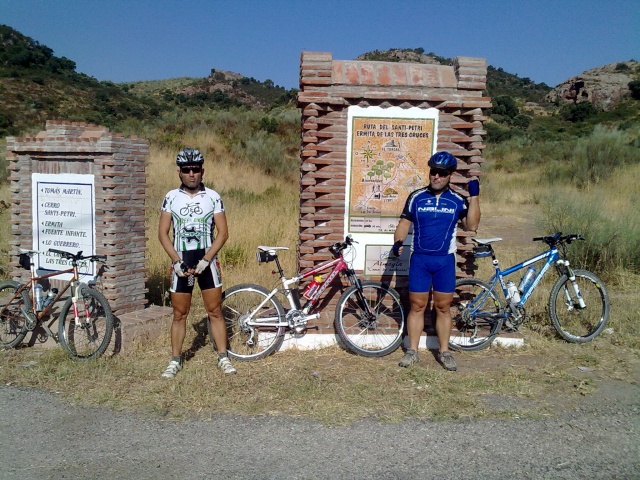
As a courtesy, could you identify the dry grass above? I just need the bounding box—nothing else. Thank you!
[1,325,638,424]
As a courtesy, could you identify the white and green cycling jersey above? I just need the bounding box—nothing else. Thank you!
[161,184,224,252]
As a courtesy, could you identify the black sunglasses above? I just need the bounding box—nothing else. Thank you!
[180,166,202,174]
[430,168,451,177]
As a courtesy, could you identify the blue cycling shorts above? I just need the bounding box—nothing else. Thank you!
[408,253,456,294]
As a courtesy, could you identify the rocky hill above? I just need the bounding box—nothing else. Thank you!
[545,61,640,110]
[126,68,296,109]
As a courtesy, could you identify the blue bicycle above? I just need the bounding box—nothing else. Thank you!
[449,232,611,351]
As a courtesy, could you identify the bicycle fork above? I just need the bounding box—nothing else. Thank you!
[348,277,378,327]
[70,281,88,328]
[557,260,586,310]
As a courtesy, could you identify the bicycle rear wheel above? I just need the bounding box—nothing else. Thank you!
[334,281,405,357]
[449,278,504,352]
[58,285,114,359]
[0,281,29,349]
[209,283,285,361]
[549,269,610,343]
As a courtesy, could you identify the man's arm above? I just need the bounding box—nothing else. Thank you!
[158,211,181,263]
[202,211,229,262]
[461,179,481,231]
[392,218,412,256]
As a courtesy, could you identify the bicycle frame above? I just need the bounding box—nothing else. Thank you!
[243,252,354,328]
[492,246,560,307]
[474,240,586,321]
[6,253,90,341]
[24,266,78,318]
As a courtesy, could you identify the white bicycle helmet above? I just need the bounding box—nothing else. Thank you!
[176,148,204,166]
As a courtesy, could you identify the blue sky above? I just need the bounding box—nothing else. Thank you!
[2,0,638,89]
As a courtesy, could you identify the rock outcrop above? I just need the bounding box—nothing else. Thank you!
[545,61,639,110]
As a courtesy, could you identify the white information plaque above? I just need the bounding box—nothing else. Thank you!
[31,173,96,279]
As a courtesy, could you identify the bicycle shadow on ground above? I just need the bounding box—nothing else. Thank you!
[183,316,209,362]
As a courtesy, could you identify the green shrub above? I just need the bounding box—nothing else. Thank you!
[569,125,640,187]
[219,244,247,268]
[629,80,640,100]
[531,126,640,187]
[541,191,640,276]
[485,122,513,143]
[230,130,295,177]
[559,102,598,122]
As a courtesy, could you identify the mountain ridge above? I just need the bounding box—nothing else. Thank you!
[1,27,637,137]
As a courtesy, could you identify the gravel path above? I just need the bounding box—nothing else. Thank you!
[1,382,638,480]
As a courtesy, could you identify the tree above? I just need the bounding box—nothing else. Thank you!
[491,95,519,119]
[628,80,640,100]
[559,102,598,122]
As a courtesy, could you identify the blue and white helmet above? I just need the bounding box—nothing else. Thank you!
[176,148,204,166]
[428,151,457,172]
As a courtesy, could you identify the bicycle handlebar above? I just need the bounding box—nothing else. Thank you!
[329,235,357,256]
[48,249,107,263]
[532,232,584,247]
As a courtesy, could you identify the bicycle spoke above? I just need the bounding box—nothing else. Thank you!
[58,287,113,359]
[549,270,610,342]
[212,284,285,361]
[335,282,404,357]
[449,279,504,351]
[0,281,29,348]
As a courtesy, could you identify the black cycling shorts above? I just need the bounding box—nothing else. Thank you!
[170,249,222,294]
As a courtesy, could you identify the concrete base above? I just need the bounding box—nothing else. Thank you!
[276,328,524,351]
[109,305,174,355]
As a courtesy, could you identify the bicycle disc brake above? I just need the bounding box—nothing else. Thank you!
[359,310,377,330]
[286,309,307,334]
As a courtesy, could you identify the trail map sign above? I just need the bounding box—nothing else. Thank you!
[31,173,96,279]
[344,106,438,271]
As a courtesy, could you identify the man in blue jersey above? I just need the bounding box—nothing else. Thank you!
[158,148,236,377]
[392,151,480,371]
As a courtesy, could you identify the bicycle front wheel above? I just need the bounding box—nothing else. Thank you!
[210,283,286,361]
[0,281,29,349]
[58,285,114,359]
[449,278,504,352]
[334,281,405,357]
[548,269,610,343]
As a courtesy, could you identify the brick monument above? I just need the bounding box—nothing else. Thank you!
[295,52,491,345]
[6,121,172,351]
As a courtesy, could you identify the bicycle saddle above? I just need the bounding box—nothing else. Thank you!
[472,237,502,245]
[257,246,289,253]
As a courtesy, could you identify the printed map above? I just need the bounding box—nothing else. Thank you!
[348,116,436,233]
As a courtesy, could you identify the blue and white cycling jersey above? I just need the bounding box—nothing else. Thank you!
[400,186,468,255]
[161,185,224,252]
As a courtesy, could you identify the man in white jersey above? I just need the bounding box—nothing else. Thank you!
[158,148,236,377]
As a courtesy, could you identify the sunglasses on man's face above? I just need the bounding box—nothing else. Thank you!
[430,169,451,177]
[180,166,202,174]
